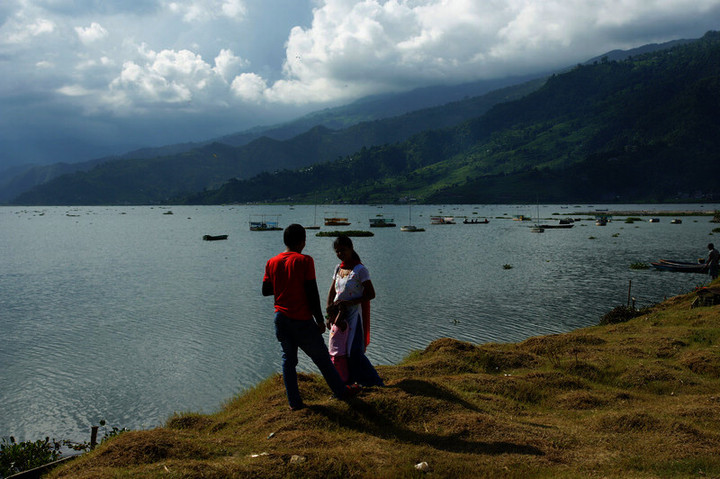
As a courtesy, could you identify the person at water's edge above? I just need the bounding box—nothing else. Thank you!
[262,223,359,410]
[706,243,719,280]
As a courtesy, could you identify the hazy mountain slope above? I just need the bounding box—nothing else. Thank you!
[0,75,543,203]
[181,31,720,205]
[11,79,544,205]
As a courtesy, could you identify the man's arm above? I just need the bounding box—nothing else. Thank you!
[304,279,326,333]
[262,280,273,296]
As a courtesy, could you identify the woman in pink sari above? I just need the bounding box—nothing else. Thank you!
[326,235,384,387]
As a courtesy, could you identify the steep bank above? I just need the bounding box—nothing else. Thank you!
[50,283,720,478]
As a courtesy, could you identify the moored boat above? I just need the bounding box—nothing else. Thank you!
[430,216,455,225]
[203,234,228,241]
[652,259,706,273]
[250,215,282,231]
[324,216,350,226]
[369,217,396,227]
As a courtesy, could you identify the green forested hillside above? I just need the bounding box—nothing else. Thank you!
[183,31,720,205]
[11,80,542,205]
[13,32,720,205]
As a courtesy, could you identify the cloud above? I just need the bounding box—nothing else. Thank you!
[101,45,252,113]
[164,0,247,22]
[4,17,55,43]
[237,0,720,104]
[230,72,268,102]
[2,0,720,168]
[75,22,108,44]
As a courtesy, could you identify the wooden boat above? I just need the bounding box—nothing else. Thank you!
[324,216,350,226]
[369,217,396,227]
[463,218,489,224]
[203,234,228,241]
[652,259,706,273]
[430,216,455,225]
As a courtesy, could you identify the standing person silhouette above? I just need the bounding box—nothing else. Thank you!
[326,234,384,387]
[706,243,719,280]
[263,224,357,410]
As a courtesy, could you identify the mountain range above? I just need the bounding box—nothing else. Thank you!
[6,34,715,205]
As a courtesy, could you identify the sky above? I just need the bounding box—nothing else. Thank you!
[2,0,720,170]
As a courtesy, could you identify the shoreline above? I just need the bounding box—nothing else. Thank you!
[46,280,720,478]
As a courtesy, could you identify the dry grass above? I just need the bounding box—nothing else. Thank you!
[49,281,720,478]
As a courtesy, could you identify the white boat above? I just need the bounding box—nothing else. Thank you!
[530,203,544,233]
[306,203,320,230]
[401,205,425,232]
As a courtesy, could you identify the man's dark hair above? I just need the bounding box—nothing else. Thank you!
[284,223,306,248]
[710,243,715,250]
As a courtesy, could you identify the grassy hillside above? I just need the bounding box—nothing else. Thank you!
[49,282,720,478]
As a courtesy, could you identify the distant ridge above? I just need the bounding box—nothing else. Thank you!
[7,33,712,205]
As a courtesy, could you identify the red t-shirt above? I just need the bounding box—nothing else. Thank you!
[263,251,316,320]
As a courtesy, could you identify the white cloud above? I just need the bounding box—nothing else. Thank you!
[75,22,108,44]
[241,0,720,103]
[57,84,93,97]
[164,0,247,22]
[4,17,55,43]
[213,49,247,81]
[103,45,247,113]
[3,0,720,168]
[230,72,268,102]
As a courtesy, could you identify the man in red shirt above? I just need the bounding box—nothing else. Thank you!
[263,224,354,409]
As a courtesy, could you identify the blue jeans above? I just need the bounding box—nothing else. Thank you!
[274,312,347,408]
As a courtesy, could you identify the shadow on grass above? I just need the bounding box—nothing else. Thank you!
[310,379,544,457]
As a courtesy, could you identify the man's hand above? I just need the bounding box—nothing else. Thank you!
[315,317,326,334]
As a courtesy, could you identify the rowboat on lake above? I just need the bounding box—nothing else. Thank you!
[652,259,706,273]
[203,234,228,241]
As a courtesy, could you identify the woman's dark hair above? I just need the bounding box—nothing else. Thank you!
[334,234,361,263]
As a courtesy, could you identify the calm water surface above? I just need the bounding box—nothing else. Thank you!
[1,204,718,442]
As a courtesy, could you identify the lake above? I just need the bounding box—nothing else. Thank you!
[1,203,717,443]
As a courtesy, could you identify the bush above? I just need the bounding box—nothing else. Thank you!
[0,437,61,477]
[599,306,649,325]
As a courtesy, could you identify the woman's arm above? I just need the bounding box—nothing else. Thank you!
[361,279,376,302]
[338,279,375,307]
[327,281,336,309]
